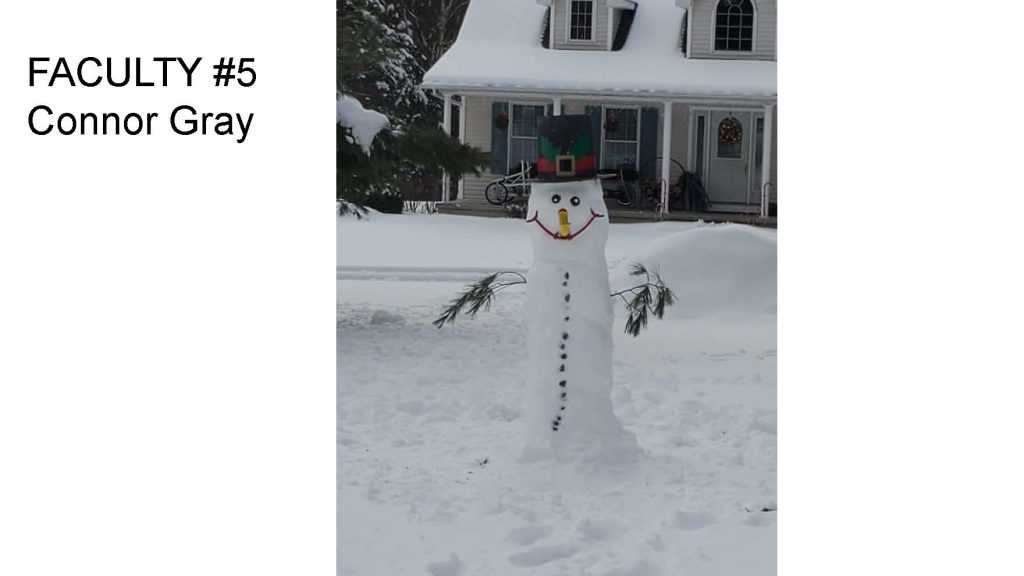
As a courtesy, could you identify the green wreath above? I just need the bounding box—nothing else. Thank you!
[718,117,743,146]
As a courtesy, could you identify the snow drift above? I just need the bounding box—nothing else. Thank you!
[611,224,777,320]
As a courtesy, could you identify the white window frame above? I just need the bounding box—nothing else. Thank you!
[710,0,757,55]
[507,102,547,171]
[566,0,595,42]
[600,105,641,170]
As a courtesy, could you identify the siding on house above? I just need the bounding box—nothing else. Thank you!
[669,104,691,184]
[461,95,496,205]
[688,0,775,61]
[553,0,609,51]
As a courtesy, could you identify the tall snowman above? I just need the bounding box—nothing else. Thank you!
[521,115,639,463]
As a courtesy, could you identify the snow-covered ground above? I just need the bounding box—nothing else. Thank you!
[337,213,776,576]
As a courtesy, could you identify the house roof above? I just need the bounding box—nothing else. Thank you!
[421,0,776,101]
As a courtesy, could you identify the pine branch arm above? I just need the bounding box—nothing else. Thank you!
[610,263,677,337]
[433,271,527,328]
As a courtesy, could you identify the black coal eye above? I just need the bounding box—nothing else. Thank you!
[551,195,561,204]
[570,196,580,206]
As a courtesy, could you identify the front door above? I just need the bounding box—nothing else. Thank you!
[706,110,753,204]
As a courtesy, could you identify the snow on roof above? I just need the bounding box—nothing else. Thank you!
[422,0,776,100]
[337,94,390,154]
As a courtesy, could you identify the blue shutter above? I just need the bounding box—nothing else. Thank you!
[585,106,602,169]
[490,102,509,175]
[639,107,659,177]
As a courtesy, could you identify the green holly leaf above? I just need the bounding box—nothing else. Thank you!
[539,136,558,160]
[569,135,592,158]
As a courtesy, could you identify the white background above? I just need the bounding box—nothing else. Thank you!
[780,1,1024,574]
[0,1,335,575]
[3,1,1024,575]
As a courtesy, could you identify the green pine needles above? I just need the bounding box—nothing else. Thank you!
[433,272,527,328]
[611,264,676,337]
[434,264,676,336]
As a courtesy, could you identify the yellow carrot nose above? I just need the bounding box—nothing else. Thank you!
[558,209,570,237]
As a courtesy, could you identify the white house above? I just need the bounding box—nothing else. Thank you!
[422,0,777,217]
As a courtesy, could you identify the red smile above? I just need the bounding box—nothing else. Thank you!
[526,209,605,241]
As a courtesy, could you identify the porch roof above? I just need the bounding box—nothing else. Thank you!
[421,0,776,101]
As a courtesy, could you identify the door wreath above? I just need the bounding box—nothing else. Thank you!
[494,111,509,130]
[718,117,742,146]
[604,112,619,133]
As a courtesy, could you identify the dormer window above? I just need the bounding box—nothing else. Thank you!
[569,0,594,41]
[714,0,754,52]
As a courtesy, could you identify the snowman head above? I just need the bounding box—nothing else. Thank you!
[526,180,608,259]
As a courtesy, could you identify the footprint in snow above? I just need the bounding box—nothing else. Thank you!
[595,560,657,576]
[575,517,622,542]
[506,524,553,546]
[508,544,580,567]
[672,510,717,531]
[426,553,464,576]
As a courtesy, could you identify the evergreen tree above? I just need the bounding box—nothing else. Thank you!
[337,0,486,210]
[338,0,423,120]
[337,119,489,208]
[400,0,471,115]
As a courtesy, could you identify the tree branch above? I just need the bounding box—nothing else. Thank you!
[434,271,527,328]
[611,263,676,337]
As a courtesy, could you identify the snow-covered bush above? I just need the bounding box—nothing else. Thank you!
[337,94,389,154]
[337,0,487,207]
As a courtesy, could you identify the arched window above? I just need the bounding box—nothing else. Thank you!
[714,0,754,52]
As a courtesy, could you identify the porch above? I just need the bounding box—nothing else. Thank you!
[436,91,777,220]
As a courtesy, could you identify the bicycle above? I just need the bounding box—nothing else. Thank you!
[598,164,640,207]
[485,162,535,206]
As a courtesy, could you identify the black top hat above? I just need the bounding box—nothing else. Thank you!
[535,115,597,182]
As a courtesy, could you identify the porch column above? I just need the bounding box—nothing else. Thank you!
[441,93,452,202]
[760,103,774,218]
[660,101,673,216]
[458,95,467,200]
[552,97,562,116]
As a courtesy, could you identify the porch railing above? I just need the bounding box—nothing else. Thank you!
[760,182,775,219]
[659,178,669,219]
